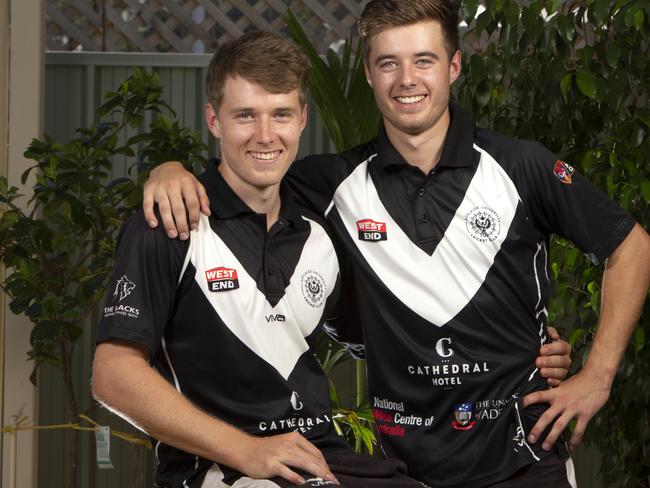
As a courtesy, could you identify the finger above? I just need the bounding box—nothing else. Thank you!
[181,183,201,233]
[539,367,568,381]
[169,189,190,240]
[274,463,305,486]
[568,418,587,451]
[546,326,560,340]
[197,183,211,219]
[143,184,158,228]
[286,455,336,486]
[539,340,571,357]
[541,412,574,451]
[546,377,561,387]
[280,440,335,485]
[156,194,178,239]
[526,404,560,445]
[522,389,552,408]
[296,435,326,463]
[296,439,339,485]
[536,352,571,370]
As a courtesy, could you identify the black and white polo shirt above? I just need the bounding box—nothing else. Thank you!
[286,102,635,488]
[97,160,349,487]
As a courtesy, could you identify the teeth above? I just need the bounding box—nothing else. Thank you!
[395,95,426,104]
[249,151,280,160]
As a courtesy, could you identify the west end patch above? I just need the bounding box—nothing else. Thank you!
[205,266,240,292]
[357,218,387,242]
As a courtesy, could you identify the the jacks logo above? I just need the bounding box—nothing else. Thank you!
[553,160,574,184]
[465,206,501,242]
[205,267,239,292]
[357,219,387,242]
[451,403,476,431]
[112,275,135,302]
[301,270,326,308]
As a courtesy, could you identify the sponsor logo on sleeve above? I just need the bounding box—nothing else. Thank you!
[452,403,476,430]
[205,267,239,292]
[553,160,574,184]
[104,275,140,319]
[356,219,387,242]
[113,275,135,301]
[465,206,501,242]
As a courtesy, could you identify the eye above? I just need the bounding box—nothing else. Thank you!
[275,111,292,119]
[379,60,397,69]
[236,112,253,120]
[416,58,434,66]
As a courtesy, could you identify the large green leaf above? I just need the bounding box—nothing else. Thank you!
[286,10,379,152]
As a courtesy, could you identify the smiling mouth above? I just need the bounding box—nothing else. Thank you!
[394,95,427,104]
[248,150,282,161]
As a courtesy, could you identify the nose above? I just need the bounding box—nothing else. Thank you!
[399,63,417,87]
[256,117,275,145]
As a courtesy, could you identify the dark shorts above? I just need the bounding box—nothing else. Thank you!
[484,453,576,488]
[201,451,423,487]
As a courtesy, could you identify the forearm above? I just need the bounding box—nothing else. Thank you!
[583,223,650,385]
[92,342,249,469]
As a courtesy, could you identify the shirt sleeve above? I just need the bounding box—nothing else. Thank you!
[286,154,350,216]
[321,247,366,360]
[516,142,636,265]
[96,209,190,356]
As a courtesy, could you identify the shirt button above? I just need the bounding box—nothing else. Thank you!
[417,188,425,197]
[267,269,274,276]
[429,168,436,176]
[419,215,429,223]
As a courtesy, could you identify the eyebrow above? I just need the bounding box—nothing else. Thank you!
[374,51,440,65]
[228,107,297,115]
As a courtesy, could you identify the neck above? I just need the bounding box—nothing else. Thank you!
[218,165,282,230]
[384,108,451,175]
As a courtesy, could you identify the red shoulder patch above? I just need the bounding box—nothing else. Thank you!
[553,160,575,184]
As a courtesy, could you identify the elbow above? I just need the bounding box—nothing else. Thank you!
[91,356,115,407]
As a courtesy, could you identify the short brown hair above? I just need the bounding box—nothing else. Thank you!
[206,31,309,111]
[358,0,460,61]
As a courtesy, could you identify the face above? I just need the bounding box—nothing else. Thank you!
[364,21,461,137]
[205,76,307,194]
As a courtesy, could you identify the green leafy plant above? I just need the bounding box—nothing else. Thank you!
[0,68,206,488]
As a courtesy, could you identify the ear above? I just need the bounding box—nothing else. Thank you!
[300,104,308,133]
[205,102,221,139]
[449,50,462,85]
[364,62,373,87]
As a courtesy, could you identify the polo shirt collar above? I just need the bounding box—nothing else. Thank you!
[373,101,479,171]
[200,158,308,229]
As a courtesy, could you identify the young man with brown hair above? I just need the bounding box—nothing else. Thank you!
[138,1,646,486]
[93,31,427,488]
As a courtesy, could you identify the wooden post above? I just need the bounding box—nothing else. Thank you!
[1,1,43,487]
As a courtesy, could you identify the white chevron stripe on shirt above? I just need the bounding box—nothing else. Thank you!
[326,144,521,326]
[189,214,339,380]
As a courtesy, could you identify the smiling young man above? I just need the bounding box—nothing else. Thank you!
[92,31,427,488]
[135,2,649,487]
